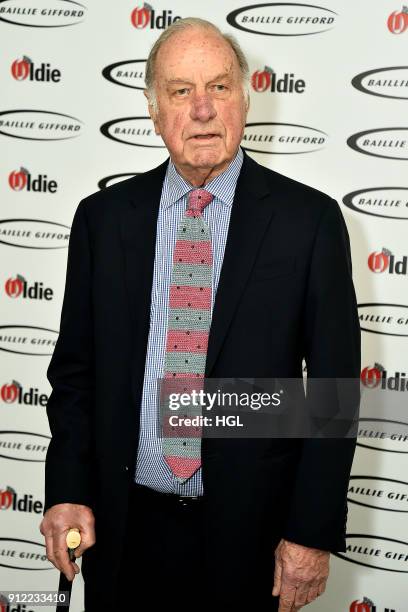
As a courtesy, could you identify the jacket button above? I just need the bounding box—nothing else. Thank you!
[124,465,129,472]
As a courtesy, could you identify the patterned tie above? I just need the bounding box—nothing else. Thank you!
[161,188,214,482]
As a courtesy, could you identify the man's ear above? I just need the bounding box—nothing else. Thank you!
[144,89,161,136]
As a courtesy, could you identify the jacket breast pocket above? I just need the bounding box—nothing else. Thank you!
[250,256,296,281]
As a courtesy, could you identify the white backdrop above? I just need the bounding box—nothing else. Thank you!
[1,2,407,611]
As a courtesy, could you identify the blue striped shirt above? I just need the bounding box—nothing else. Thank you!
[134,147,244,495]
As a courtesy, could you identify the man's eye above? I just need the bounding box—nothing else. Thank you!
[213,84,227,91]
[175,88,189,96]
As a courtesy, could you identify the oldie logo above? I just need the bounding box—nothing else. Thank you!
[360,363,408,391]
[0,110,82,141]
[358,303,408,337]
[1,380,48,406]
[348,476,408,512]
[226,3,337,36]
[347,128,408,160]
[100,116,164,147]
[367,248,407,275]
[387,6,408,34]
[0,594,35,612]
[0,219,69,249]
[350,596,395,612]
[8,167,58,193]
[336,534,408,572]
[102,59,145,90]
[130,3,180,29]
[98,173,139,190]
[0,0,86,28]
[343,187,408,220]
[0,485,43,514]
[352,66,408,100]
[0,325,57,356]
[359,364,408,452]
[4,275,54,301]
[0,431,50,462]
[251,66,305,93]
[10,55,61,82]
[242,122,327,154]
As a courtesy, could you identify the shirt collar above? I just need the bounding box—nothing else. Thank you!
[162,146,244,209]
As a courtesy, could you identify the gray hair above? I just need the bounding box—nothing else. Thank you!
[145,17,250,113]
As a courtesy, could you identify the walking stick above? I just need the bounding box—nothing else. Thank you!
[56,528,81,612]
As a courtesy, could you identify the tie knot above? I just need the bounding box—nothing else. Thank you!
[187,189,214,217]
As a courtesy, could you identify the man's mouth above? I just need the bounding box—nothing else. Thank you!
[192,133,219,140]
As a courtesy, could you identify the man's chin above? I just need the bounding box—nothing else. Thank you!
[187,148,225,169]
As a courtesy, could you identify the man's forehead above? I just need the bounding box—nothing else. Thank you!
[163,66,235,85]
[156,29,238,77]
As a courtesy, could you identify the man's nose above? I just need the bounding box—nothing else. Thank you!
[189,94,217,122]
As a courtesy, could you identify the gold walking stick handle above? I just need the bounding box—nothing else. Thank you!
[66,528,81,560]
[56,528,82,611]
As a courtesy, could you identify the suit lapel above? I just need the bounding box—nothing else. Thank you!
[205,152,274,375]
[119,159,169,404]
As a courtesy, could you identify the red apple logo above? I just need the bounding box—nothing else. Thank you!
[130,3,151,29]
[11,56,31,80]
[350,598,374,612]
[0,594,9,612]
[8,167,28,191]
[367,250,390,273]
[5,275,25,298]
[0,381,20,403]
[251,67,273,92]
[360,365,382,388]
[387,8,408,33]
[0,487,15,510]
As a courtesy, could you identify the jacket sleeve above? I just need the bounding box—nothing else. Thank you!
[282,198,361,552]
[43,199,95,512]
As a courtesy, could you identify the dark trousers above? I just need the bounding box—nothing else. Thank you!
[84,483,280,609]
[118,483,208,599]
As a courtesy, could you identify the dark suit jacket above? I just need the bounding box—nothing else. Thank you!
[44,151,360,601]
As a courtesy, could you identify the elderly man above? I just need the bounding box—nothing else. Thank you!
[40,17,360,611]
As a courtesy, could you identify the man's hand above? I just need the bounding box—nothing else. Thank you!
[273,538,330,611]
[39,504,95,581]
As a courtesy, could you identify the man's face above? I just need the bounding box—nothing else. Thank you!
[147,28,249,177]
